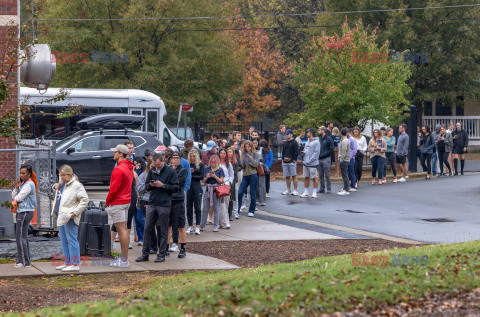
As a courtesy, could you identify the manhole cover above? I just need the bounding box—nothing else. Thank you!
[421,218,455,222]
[336,209,365,214]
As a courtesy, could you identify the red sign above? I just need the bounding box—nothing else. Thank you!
[180,103,193,112]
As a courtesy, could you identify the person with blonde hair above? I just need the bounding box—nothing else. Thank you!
[186,149,204,235]
[200,155,225,231]
[368,129,387,185]
[382,127,397,183]
[52,165,89,272]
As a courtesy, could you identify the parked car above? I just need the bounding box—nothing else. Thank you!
[54,129,162,184]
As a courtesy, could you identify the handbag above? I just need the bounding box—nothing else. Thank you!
[257,164,265,177]
[215,184,231,198]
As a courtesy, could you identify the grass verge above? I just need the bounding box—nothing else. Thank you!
[14,240,480,316]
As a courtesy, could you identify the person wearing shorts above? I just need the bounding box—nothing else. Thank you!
[300,129,320,199]
[106,144,134,268]
[452,122,469,175]
[281,129,299,196]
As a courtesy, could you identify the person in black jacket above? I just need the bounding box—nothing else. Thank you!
[317,127,334,193]
[452,122,469,175]
[136,152,179,263]
[281,129,300,196]
[186,149,204,235]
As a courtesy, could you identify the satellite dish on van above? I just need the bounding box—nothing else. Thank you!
[77,114,145,130]
[20,44,56,91]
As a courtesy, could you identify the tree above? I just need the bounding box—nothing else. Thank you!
[222,17,289,122]
[286,21,412,130]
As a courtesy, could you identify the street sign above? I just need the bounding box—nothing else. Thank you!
[180,103,193,112]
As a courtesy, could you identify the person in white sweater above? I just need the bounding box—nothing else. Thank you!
[352,127,368,188]
[51,165,89,272]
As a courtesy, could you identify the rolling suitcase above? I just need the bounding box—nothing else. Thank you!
[78,202,111,256]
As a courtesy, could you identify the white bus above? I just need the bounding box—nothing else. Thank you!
[20,87,185,147]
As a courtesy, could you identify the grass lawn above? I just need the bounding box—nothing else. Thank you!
[14,240,480,316]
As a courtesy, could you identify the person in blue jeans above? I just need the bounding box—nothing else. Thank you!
[347,129,358,191]
[52,165,89,272]
[237,140,260,217]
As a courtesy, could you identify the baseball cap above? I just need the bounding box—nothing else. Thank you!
[206,140,216,151]
[154,145,168,154]
[168,146,179,153]
[286,129,293,135]
[380,127,386,131]
[110,144,128,154]
[171,152,181,158]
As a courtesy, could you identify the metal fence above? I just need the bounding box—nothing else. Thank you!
[0,146,57,232]
[194,121,263,139]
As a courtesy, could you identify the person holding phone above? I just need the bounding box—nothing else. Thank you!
[420,126,435,179]
[368,129,387,185]
[435,125,453,176]
[237,140,260,217]
[200,156,225,231]
[281,129,299,196]
[186,149,204,235]
[452,122,469,175]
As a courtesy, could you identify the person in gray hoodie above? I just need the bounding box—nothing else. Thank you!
[300,128,320,198]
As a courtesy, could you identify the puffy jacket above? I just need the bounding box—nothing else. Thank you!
[106,159,134,206]
[146,164,179,207]
[51,176,89,226]
[420,134,435,154]
[318,135,334,160]
[282,139,299,163]
[172,165,187,201]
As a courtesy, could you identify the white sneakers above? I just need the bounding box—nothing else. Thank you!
[240,205,246,211]
[195,227,201,235]
[337,190,350,196]
[398,177,406,182]
[186,227,194,235]
[13,263,31,268]
[300,192,309,198]
[248,212,255,217]
[292,190,299,196]
[110,258,129,267]
[56,264,67,270]
[170,243,179,252]
[349,188,357,192]
[393,178,398,183]
[282,190,291,195]
[311,191,318,199]
[62,265,80,272]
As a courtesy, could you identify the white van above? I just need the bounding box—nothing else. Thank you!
[19,87,187,147]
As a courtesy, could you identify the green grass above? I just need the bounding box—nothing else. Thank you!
[15,241,480,316]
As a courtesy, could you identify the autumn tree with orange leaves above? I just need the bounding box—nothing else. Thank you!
[222,18,289,122]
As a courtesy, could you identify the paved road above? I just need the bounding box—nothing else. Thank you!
[264,172,480,244]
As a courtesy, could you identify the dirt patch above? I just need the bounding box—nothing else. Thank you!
[187,239,417,268]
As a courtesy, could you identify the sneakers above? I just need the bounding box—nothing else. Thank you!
[128,244,133,249]
[235,214,240,219]
[229,215,234,221]
[260,203,266,206]
[178,249,186,258]
[110,258,129,267]
[398,177,406,183]
[186,227,193,235]
[213,227,219,232]
[393,178,398,183]
[255,207,259,211]
[382,180,387,184]
[170,243,179,252]
[221,224,230,229]
[135,255,149,262]
[154,256,165,263]
[62,265,79,272]
[240,205,246,211]
[14,263,29,268]
[282,190,291,195]
[311,191,318,198]
[266,193,270,198]
[337,190,350,196]
[195,227,201,235]
[300,192,309,198]
[405,175,409,179]
[248,212,254,217]
[292,190,299,196]
[55,264,67,270]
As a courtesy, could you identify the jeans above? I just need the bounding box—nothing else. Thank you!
[317,158,332,192]
[58,219,81,266]
[15,211,34,266]
[371,156,386,179]
[431,152,438,175]
[201,188,221,229]
[134,207,145,242]
[354,151,364,183]
[421,153,432,174]
[257,175,266,204]
[237,174,259,214]
[186,182,202,226]
[384,152,397,177]
[142,205,170,257]
[348,158,356,188]
[340,161,350,191]
[438,150,451,174]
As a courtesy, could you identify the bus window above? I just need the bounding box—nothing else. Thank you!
[34,114,66,138]
[21,112,33,138]
[147,110,158,133]
[163,128,171,147]
[101,108,122,114]
[67,108,99,136]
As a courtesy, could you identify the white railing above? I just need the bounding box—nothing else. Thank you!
[423,116,480,139]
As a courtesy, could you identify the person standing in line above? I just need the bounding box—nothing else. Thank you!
[431,124,441,176]
[337,128,351,196]
[352,127,367,188]
[226,146,240,220]
[447,123,455,173]
[246,126,255,141]
[420,126,435,180]
[201,141,219,165]
[186,149,204,235]
[382,128,398,184]
[452,122,469,176]
[325,122,333,136]
[368,130,387,185]
[136,153,179,263]
[166,152,188,258]
[274,124,287,159]
[200,156,225,230]
[396,124,410,182]
[347,129,358,191]
[106,144,134,267]
[295,130,308,161]
[260,139,273,198]
[51,165,88,272]
[218,148,233,228]
[317,127,334,194]
[281,129,299,195]
[331,127,342,166]
[435,125,453,177]
[252,138,267,208]
[181,140,194,160]
[237,141,260,217]
[137,160,158,254]
[11,165,38,268]
[300,129,320,198]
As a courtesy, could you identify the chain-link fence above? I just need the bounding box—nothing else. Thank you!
[0,145,57,234]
